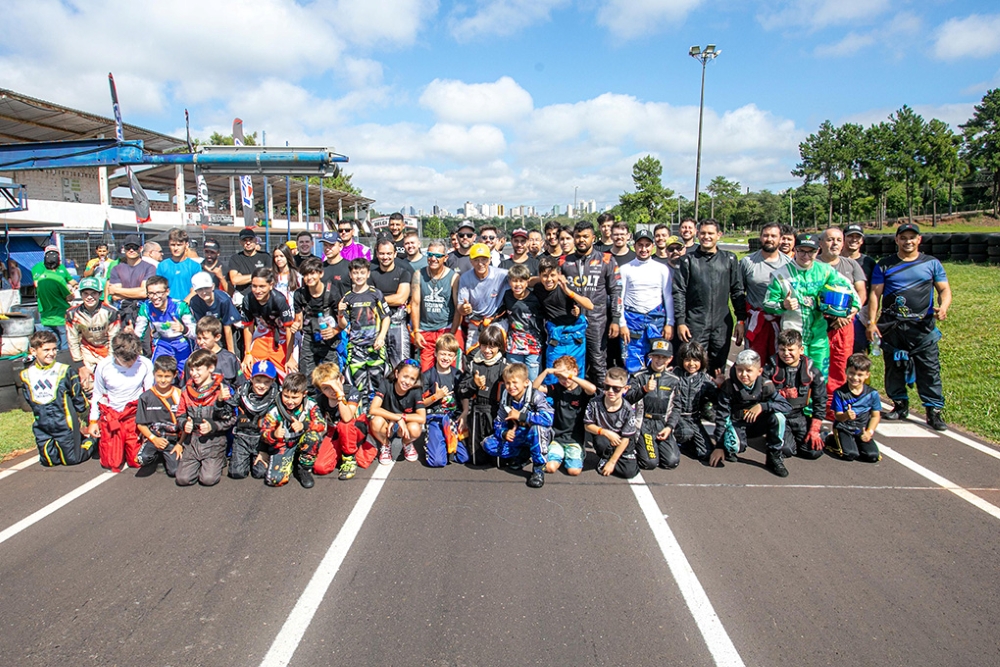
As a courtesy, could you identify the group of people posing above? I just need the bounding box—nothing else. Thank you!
[18,210,950,489]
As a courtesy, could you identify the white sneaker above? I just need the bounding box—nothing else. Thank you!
[379,445,393,465]
[403,441,418,462]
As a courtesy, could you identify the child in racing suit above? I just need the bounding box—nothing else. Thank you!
[625,338,681,470]
[457,324,507,466]
[134,275,196,373]
[174,349,237,487]
[710,349,792,477]
[670,341,718,461]
[65,276,120,392]
[230,360,279,480]
[135,355,183,476]
[19,330,94,466]
[764,329,826,461]
[312,362,374,480]
[337,258,390,410]
[482,362,554,488]
[259,372,327,488]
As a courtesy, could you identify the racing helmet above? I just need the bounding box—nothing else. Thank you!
[818,284,853,318]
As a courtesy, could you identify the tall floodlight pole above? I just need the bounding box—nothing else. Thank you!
[689,44,721,222]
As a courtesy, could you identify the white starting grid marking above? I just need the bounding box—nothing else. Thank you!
[0,470,119,545]
[629,474,746,667]
[259,461,394,667]
[0,457,37,481]
[879,401,1000,461]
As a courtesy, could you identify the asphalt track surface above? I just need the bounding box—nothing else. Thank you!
[2,368,1000,665]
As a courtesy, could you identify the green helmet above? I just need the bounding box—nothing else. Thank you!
[79,277,102,293]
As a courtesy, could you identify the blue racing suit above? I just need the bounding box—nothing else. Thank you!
[622,305,668,374]
[543,316,588,385]
[134,299,196,372]
[482,385,553,467]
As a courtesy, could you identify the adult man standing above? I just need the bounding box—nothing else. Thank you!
[337,221,371,262]
[386,212,408,256]
[32,244,76,288]
[867,223,950,431]
[456,243,508,349]
[412,240,461,371]
[318,232,352,303]
[779,225,796,257]
[541,220,563,259]
[740,223,791,360]
[678,217,698,249]
[673,220,746,377]
[292,231,319,270]
[446,220,477,275]
[402,229,427,272]
[818,227,866,417]
[594,213,616,254]
[107,234,155,328]
[652,225,673,266]
[762,233,859,378]
[228,227,272,297]
[608,221,635,267]
[370,237,413,368]
[618,230,674,373]
[35,251,72,349]
[156,228,202,301]
[843,224,878,354]
[501,229,540,275]
[200,238,229,292]
[142,242,162,267]
[527,230,543,258]
[477,225,502,267]
[561,222,621,385]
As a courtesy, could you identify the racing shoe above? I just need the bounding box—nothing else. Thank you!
[296,467,315,489]
[338,455,357,480]
[766,451,789,478]
[926,408,948,432]
[724,450,738,463]
[527,467,545,488]
[885,400,909,421]
[378,445,393,465]
[402,440,419,462]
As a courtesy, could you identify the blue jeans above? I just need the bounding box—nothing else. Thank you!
[507,353,540,381]
[37,324,68,350]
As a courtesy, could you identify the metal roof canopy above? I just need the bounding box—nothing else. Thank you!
[0,88,186,153]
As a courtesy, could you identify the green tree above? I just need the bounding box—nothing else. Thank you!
[422,215,448,239]
[858,122,894,228]
[833,123,864,224]
[618,155,675,225]
[961,88,1000,216]
[706,175,740,222]
[888,105,926,222]
[920,118,959,226]
[793,120,841,225]
[208,130,258,145]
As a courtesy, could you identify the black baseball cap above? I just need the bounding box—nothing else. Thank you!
[633,229,654,243]
[844,224,864,237]
[238,227,258,239]
[123,234,142,248]
[456,220,475,232]
[795,233,820,250]
[203,238,221,251]
[648,338,673,357]
[896,222,920,236]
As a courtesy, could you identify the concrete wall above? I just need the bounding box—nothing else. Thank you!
[7,169,102,205]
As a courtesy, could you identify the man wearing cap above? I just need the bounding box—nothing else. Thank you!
[107,234,156,328]
[370,237,414,368]
[156,228,202,302]
[819,226,866,418]
[32,244,77,288]
[664,236,687,269]
[456,243,509,349]
[318,232,352,303]
[337,222,371,262]
[189,272,240,353]
[843,224,878,354]
[65,277,121,390]
[561,221,622,385]
[673,219,746,377]
[618,229,674,373]
[500,229,540,275]
[446,220,477,275]
[200,238,229,292]
[762,233,859,377]
[625,337,681,470]
[740,223,791,360]
[867,223,951,430]
[228,228,272,298]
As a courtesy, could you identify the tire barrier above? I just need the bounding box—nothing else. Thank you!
[741,230,999,263]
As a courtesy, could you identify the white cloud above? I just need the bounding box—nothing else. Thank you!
[838,103,976,131]
[447,0,568,41]
[933,14,1000,61]
[595,0,703,39]
[814,12,921,58]
[420,76,534,125]
[758,0,891,31]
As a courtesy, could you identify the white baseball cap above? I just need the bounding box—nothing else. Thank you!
[191,272,215,291]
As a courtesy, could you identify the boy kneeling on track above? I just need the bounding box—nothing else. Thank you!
[534,355,596,478]
[483,363,554,488]
[135,355,183,477]
[625,338,682,471]
[259,372,327,488]
[585,366,640,479]
[175,349,237,487]
[89,332,154,472]
[20,330,94,466]
[826,353,882,463]
[312,362,375,480]
[764,329,826,461]
[230,360,279,480]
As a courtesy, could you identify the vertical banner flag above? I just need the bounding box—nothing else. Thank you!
[185,109,210,226]
[233,118,256,227]
[108,73,151,226]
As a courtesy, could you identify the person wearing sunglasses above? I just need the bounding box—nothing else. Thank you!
[337,222,372,263]
[446,220,477,275]
[411,240,462,372]
[478,225,502,267]
[583,367,639,479]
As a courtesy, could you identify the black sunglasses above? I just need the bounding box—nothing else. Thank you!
[458,232,475,238]
[603,384,625,392]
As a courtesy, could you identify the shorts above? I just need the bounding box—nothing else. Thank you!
[546,441,583,470]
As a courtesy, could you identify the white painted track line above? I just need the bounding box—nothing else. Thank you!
[0,457,37,481]
[879,401,1000,461]
[629,474,745,667]
[878,443,1000,521]
[260,461,393,667]
[0,470,119,545]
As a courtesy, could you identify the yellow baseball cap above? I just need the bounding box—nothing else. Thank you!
[469,243,491,260]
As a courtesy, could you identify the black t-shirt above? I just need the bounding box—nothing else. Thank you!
[610,249,636,267]
[136,389,181,442]
[369,262,414,315]
[593,242,613,254]
[501,291,544,353]
[228,252,273,294]
[316,384,362,422]
[321,259,352,305]
[500,255,540,276]
[240,291,294,345]
[548,383,589,444]
[533,283,578,326]
[424,365,460,414]
[652,254,672,268]
[375,377,425,416]
[445,250,473,276]
[293,284,336,334]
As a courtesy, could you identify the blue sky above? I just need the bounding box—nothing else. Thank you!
[2,0,999,214]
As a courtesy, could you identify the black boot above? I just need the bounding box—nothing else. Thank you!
[926,408,947,431]
[885,400,909,421]
[766,451,789,478]
[296,467,315,489]
[527,467,545,488]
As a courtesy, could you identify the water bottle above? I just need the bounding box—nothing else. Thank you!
[870,332,882,357]
[316,317,328,342]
